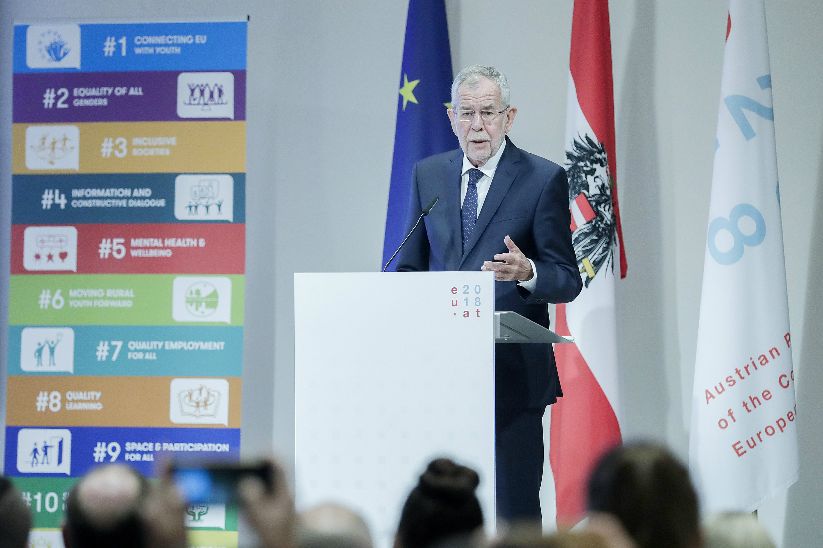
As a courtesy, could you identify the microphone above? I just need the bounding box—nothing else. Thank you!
[382,196,439,272]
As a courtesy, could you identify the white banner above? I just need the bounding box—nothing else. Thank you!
[689,0,798,513]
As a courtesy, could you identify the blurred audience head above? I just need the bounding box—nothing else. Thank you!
[586,441,700,548]
[395,458,484,548]
[488,528,597,548]
[0,476,32,548]
[703,512,775,548]
[297,502,373,548]
[63,463,185,548]
[488,514,635,548]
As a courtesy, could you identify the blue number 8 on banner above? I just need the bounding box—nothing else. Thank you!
[707,203,766,265]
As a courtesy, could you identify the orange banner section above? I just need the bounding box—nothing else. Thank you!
[13,121,245,174]
[6,376,241,428]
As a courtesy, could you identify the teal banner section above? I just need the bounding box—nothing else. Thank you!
[13,173,246,224]
[8,325,243,376]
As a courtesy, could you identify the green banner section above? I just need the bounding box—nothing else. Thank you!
[11,476,75,528]
[9,274,245,326]
[11,476,239,532]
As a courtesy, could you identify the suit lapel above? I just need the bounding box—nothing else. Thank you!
[459,139,521,268]
[445,151,464,270]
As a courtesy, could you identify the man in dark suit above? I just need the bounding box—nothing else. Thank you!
[396,65,582,522]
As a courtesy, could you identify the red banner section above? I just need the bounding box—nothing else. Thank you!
[11,223,245,274]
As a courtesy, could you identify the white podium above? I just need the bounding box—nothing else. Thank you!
[294,272,496,547]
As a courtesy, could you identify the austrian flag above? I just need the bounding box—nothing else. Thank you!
[549,0,626,525]
[569,192,596,233]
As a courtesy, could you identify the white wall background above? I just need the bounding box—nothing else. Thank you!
[1,1,821,547]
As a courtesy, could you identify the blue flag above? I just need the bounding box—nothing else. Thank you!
[382,0,454,270]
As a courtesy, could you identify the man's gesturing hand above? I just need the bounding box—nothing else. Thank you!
[481,235,534,282]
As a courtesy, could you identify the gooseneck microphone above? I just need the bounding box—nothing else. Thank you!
[382,196,439,272]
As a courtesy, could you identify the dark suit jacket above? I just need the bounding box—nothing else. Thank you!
[396,138,582,409]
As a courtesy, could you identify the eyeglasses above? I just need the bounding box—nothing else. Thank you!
[453,107,509,124]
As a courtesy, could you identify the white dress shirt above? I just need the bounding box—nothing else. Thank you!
[459,140,537,291]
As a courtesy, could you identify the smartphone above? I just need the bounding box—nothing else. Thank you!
[169,460,274,505]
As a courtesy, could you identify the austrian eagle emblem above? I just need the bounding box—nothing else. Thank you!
[565,134,617,287]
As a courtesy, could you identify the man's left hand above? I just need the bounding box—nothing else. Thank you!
[481,235,534,281]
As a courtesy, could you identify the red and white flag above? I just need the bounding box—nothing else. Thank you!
[549,0,626,525]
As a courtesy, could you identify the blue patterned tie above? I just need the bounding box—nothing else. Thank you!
[462,168,483,250]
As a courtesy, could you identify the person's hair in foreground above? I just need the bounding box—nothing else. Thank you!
[394,458,484,548]
[298,501,373,548]
[488,513,636,548]
[63,464,150,548]
[63,463,186,548]
[0,476,32,548]
[489,529,608,548]
[703,511,775,548]
[586,441,700,548]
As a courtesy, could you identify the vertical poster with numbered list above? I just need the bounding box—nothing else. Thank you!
[7,20,247,547]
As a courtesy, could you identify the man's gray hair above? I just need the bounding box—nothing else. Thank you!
[451,65,511,108]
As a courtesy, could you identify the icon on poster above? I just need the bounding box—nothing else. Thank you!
[25,530,63,547]
[25,125,80,171]
[185,503,227,529]
[174,174,234,222]
[17,428,72,475]
[26,24,81,69]
[177,72,234,119]
[20,327,75,373]
[23,226,78,272]
[170,378,229,425]
[172,277,232,323]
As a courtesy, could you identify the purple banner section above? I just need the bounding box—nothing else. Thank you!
[14,70,246,123]
[5,425,240,478]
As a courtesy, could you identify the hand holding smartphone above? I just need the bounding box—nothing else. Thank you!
[169,460,275,505]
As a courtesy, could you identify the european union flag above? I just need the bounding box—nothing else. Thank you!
[382,0,454,270]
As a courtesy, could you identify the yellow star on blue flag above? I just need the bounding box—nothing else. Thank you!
[383,0,454,270]
[399,74,420,110]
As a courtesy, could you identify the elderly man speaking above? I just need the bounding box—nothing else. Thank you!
[397,65,581,523]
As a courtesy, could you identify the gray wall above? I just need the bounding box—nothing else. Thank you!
[1,1,821,547]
